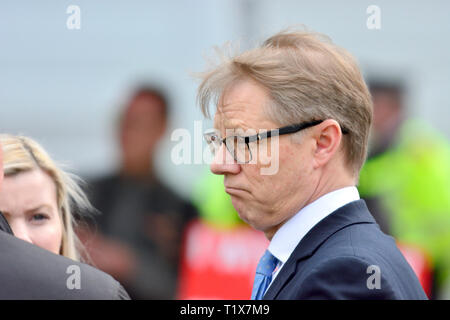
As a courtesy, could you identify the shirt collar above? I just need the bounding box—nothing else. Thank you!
[268,186,360,264]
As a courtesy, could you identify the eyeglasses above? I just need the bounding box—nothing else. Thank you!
[203,119,349,164]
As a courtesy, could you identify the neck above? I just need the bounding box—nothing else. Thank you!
[310,172,355,208]
[121,159,154,179]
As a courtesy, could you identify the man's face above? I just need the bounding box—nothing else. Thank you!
[211,80,318,239]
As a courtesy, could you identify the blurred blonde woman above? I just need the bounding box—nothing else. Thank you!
[0,134,91,261]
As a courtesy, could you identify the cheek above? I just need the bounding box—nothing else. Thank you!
[267,144,310,196]
[242,164,265,193]
[32,220,63,255]
[245,144,292,196]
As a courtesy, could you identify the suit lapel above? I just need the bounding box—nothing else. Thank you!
[263,199,376,299]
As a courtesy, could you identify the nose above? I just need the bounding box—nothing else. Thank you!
[10,221,33,244]
[210,144,241,175]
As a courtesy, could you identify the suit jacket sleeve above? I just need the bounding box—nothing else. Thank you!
[295,256,397,299]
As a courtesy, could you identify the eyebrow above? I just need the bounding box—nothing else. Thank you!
[214,109,247,130]
[25,204,54,215]
[219,119,251,134]
[1,204,53,213]
[1,204,55,217]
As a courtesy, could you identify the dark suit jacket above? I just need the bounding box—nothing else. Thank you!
[264,200,428,300]
[0,212,130,299]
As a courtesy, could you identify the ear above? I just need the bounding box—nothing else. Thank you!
[311,119,343,169]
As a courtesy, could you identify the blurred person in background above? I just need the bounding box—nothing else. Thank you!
[79,86,197,299]
[358,79,450,299]
[0,135,129,299]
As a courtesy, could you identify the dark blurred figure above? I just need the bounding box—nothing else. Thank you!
[358,79,450,299]
[79,86,197,299]
[358,80,406,235]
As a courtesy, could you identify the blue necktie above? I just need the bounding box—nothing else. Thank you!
[251,250,279,300]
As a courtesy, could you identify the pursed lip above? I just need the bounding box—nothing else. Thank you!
[224,185,248,195]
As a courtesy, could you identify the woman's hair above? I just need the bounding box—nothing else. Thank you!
[197,27,373,176]
[0,134,93,261]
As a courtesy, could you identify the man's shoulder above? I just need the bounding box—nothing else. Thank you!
[299,221,394,275]
[269,200,427,299]
[0,230,129,299]
[283,223,426,299]
[306,218,415,274]
[317,219,396,259]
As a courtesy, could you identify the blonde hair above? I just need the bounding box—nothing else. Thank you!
[0,134,92,261]
[197,27,373,175]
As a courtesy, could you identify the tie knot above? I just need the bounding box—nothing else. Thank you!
[256,250,278,277]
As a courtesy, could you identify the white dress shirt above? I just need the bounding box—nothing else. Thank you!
[266,186,360,292]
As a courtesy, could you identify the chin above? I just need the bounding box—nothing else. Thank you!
[236,208,264,231]
[231,201,248,224]
[231,197,248,219]
[231,197,270,232]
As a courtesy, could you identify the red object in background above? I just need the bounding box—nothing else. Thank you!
[397,242,433,298]
[177,219,435,299]
[177,219,269,300]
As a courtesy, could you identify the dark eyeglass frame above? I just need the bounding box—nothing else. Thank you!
[204,119,349,163]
